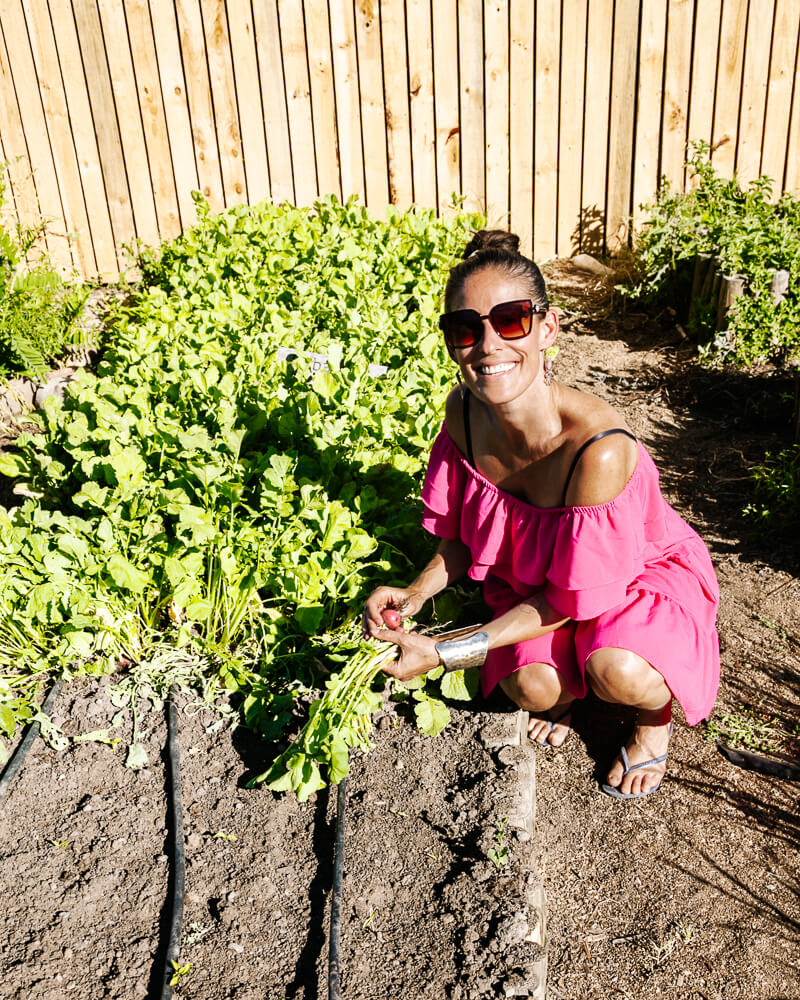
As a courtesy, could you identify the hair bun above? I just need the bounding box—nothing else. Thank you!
[463,229,521,259]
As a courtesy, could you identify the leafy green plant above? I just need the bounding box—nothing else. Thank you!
[744,444,800,531]
[705,706,799,756]
[487,817,509,869]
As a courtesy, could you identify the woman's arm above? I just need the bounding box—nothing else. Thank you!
[362,537,473,637]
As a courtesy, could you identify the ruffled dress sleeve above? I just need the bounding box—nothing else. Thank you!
[420,426,466,540]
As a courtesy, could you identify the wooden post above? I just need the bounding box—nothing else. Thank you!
[770,269,790,303]
[715,274,745,331]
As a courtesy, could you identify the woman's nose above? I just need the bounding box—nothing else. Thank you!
[478,317,505,351]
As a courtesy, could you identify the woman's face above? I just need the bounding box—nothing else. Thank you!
[450,267,556,405]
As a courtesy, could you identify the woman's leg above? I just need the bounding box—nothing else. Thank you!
[585,647,673,796]
[500,662,575,747]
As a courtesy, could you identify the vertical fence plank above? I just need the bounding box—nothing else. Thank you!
[406,0,436,208]
[21,0,96,275]
[509,0,533,253]
[174,0,225,212]
[0,19,41,234]
[200,0,247,207]
[661,0,693,189]
[582,0,614,251]
[432,0,460,215]
[786,25,800,193]
[96,0,160,248]
[278,0,317,205]
[330,0,364,202]
[459,0,485,215]
[686,0,721,185]
[484,0,509,230]
[148,0,200,230]
[72,0,138,265]
[381,0,412,207]
[354,0,388,211]
[606,0,639,251]
[305,0,341,200]
[533,0,560,260]
[123,0,181,241]
[0,1,72,270]
[558,0,587,254]
[762,0,800,188]
[252,0,293,203]
[46,0,117,276]
[736,0,776,185]
[712,0,748,177]
[632,0,667,231]
[227,3,270,205]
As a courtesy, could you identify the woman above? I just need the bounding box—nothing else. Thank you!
[362,230,720,799]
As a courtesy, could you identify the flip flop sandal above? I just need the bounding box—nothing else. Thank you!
[529,704,573,748]
[601,723,673,799]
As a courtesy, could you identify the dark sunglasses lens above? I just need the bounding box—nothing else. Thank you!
[490,301,532,338]
[440,311,480,348]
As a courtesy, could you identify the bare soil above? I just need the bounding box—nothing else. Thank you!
[1,262,799,999]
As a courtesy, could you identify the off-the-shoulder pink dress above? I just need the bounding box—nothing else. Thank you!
[421,425,720,725]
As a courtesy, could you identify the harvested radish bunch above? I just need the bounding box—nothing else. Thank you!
[381,608,405,631]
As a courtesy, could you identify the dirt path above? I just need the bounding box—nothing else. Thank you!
[1,265,798,999]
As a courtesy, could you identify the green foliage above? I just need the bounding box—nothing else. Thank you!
[626,143,800,368]
[744,444,800,532]
[0,168,88,377]
[0,192,483,780]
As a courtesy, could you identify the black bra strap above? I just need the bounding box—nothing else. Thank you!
[462,388,476,468]
[562,428,637,505]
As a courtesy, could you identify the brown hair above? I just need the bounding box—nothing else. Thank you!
[444,229,549,311]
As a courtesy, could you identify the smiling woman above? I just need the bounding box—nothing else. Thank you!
[363,229,721,801]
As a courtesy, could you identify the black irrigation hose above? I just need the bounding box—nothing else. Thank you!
[160,693,186,1000]
[0,678,64,804]
[328,775,348,1000]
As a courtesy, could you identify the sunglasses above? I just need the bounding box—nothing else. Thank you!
[438,299,544,349]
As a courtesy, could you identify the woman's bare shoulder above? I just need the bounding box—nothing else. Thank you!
[444,385,467,453]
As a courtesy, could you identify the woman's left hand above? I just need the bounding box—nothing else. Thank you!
[371,628,441,682]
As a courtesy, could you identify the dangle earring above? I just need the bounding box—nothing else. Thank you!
[543,346,558,386]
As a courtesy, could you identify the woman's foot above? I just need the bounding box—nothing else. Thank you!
[528,700,574,748]
[603,716,673,798]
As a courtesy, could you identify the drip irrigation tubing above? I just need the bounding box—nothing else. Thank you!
[0,678,64,804]
[328,775,348,1000]
[160,692,186,1000]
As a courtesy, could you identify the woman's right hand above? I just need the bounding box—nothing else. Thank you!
[361,586,426,639]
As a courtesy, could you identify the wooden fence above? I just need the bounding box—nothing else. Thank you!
[0,0,798,281]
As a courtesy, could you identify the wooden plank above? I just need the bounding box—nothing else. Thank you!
[252,0,293,202]
[0,1,72,271]
[278,0,317,206]
[661,0,694,190]
[712,0,748,178]
[148,0,199,229]
[458,0,485,215]
[72,0,137,265]
[0,18,41,235]
[736,0,776,184]
[484,0,509,230]
[174,0,224,212]
[558,0,588,254]
[431,0,459,215]
[582,0,614,251]
[686,0,721,186]
[354,0,389,211]
[406,0,436,208]
[329,0,364,202]
[46,0,118,276]
[381,0,412,207]
[632,0,667,232]
[199,0,247,207]
[96,0,160,248]
[761,0,800,188]
[606,0,639,251]
[509,0,534,253]
[786,20,800,193]
[305,0,340,199]
[123,0,182,240]
[533,0,560,260]
[17,0,94,275]
[227,2,269,205]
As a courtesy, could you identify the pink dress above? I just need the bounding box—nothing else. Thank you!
[421,426,720,726]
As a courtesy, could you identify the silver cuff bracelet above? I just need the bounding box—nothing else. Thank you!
[435,630,489,672]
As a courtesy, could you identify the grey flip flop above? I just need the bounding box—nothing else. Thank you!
[601,723,673,799]
[529,703,573,748]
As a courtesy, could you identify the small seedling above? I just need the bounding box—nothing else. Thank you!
[213,830,238,842]
[184,921,211,945]
[362,905,374,929]
[49,839,70,850]
[648,920,695,972]
[487,817,509,869]
[170,960,191,987]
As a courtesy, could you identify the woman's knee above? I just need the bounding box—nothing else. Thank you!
[585,646,664,704]
[500,662,563,712]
